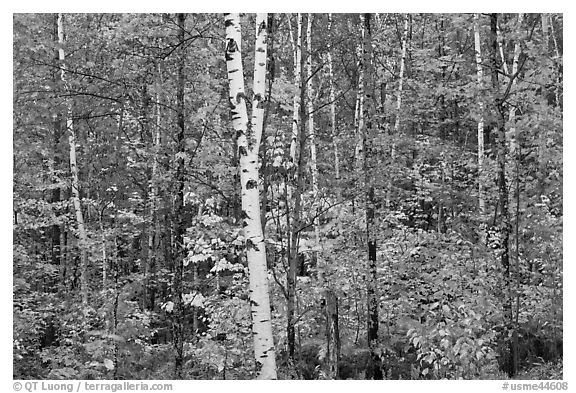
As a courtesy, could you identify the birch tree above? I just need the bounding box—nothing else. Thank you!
[393,14,409,134]
[327,15,340,192]
[306,14,320,254]
[507,13,523,156]
[473,14,486,216]
[386,14,409,207]
[224,13,277,379]
[57,13,89,307]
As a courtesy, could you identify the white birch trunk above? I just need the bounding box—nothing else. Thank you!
[497,21,509,76]
[289,14,302,164]
[224,13,277,379]
[549,15,562,106]
[146,64,162,308]
[286,13,302,273]
[354,40,365,174]
[306,14,321,253]
[327,14,340,195]
[508,13,523,155]
[541,13,550,52]
[474,13,486,216]
[393,14,409,134]
[58,13,89,307]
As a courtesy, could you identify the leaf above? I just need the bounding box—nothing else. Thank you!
[104,359,114,370]
[162,301,174,313]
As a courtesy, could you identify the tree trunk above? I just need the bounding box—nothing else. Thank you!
[288,13,302,166]
[359,13,382,380]
[473,14,486,217]
[508,12,524,377]
[224,13,277,379]
[549,15,562,108]
[57,13,89,308]
[541,13,550,52]
[490,13,515,378]
[327,15,340,196]
[286,13,305,366]
[323,13,341,379]
[50,15,63,269]
[386,14,409,208]
[260,13,275,233]
[393,14,409,134]
[508,14,523,156]
[172,12,186,379]
[306,14,320,255]
[353,35,365,175]
[147,64,163,311]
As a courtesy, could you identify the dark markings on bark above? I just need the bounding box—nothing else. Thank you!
[246,238,260,252]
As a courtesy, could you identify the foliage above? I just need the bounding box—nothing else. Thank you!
[13,13,562,380]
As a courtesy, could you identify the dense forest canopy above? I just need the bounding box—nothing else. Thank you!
[13,13,562,380]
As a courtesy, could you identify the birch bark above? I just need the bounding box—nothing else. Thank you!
[473,14,486,216]
[57,13,89,307]
[224,13,277,379]
[393,14,409,134]
[306,14,321,260]
[327,14,340,197]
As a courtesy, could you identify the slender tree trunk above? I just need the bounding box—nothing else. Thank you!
[393,14,409,134]
[508,13,523,156]
[354,37,365,175]
[286,13,305,367]
[473,14,486,217]
[490,13,515,378]
[541,13,550,52]
[172,12,186,379]
[508,12,524,377]
[386,14,409,208]
[99,209,107,289]
[58,13,89,307]
[50,16,63,270]
[360,14,382,380]
[288,14,302,165]
[496,21,509,76]
[286,18,302,362]
[224,13,277,379]
[260,13,275,233]
[327,15,340,193]
[147,64,163,311]
[306,14,320,254]
[549,15,562,108]
[323,13,341,379]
